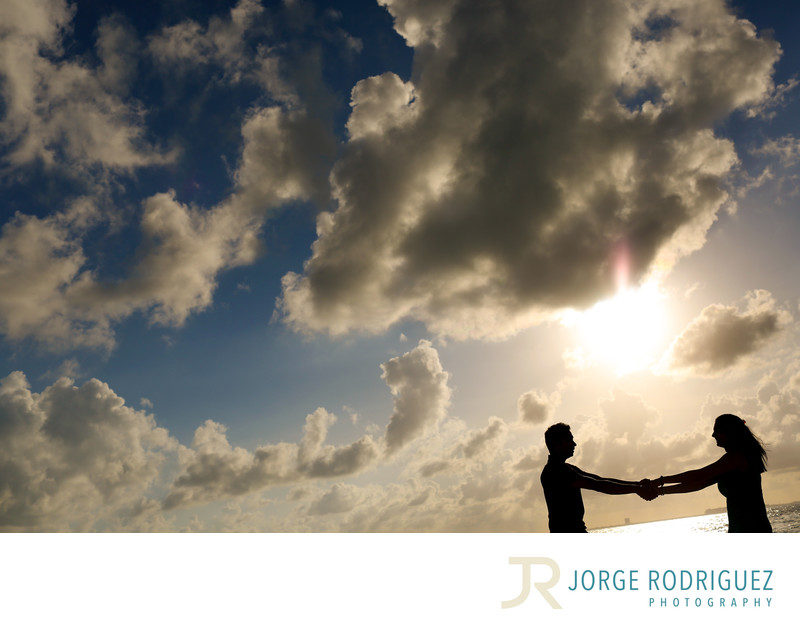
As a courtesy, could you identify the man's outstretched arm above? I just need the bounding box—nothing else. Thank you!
[571,467,645,496]
[577,469,640,486]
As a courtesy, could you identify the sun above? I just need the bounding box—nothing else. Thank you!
[570,283,668,375]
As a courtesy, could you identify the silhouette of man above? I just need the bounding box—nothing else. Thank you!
[541,422,651,532]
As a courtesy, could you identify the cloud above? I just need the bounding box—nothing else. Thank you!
[418,460,451,478]
[11,0,783,353]
[5,337,799,532]
[659,290,793,376]
[416,416,511,478]
[346,72,417,140]
[148,0,264,83]
[284,354,800,532]
[307,483,363,516]
[0,1,341,351]
[146,0,352,113]
[0,189,243,348]
[517,389,560,425]
[378,0,458,47]
[0,100,335,349]
[297,407,337,465]
[753,135,800,168]
[0,201,115,349]
[93,103,333,327]
[279,0,782,340]
[163,340,447,509]
[161,412,381,511]
[0,339,454,526]
[40,358,82,382]
[701,363,800,473]
[599,388,660,442]
[382,340,451,454]
[234,105,336,207]
[0,371,178,531]
[95,14,140,95]
[462,417,507,459]
[161,420,296,510]
[568,388,705,485]
[218,353,800,532]
[288,466,542,533]
[1,339,450,525]
[0,0,173,171]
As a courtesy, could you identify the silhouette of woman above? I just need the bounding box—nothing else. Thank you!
[650,414,772,532]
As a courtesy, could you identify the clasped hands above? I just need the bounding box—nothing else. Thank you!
[636,478,662,501]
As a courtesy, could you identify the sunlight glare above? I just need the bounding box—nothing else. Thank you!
[574,284,667,375]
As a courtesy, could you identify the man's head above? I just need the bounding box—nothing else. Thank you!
[544,422,576,459]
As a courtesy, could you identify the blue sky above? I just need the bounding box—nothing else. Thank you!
[2,0,800,532]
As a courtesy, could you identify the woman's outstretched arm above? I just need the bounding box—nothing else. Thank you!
[656,452,744,495]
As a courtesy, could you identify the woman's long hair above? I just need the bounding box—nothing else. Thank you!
[715,414,768,472]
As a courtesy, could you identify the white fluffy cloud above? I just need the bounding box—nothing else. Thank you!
[279,0,782,340]
[659,290,793,376]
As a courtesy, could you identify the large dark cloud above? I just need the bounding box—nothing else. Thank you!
[280,0,782,339]
[0,0,785,349]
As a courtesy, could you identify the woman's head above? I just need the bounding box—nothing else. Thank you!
[713,414,767,472]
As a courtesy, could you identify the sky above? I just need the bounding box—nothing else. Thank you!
[1,0,799,533]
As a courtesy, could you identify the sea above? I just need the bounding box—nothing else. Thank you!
[591,500,800,533]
